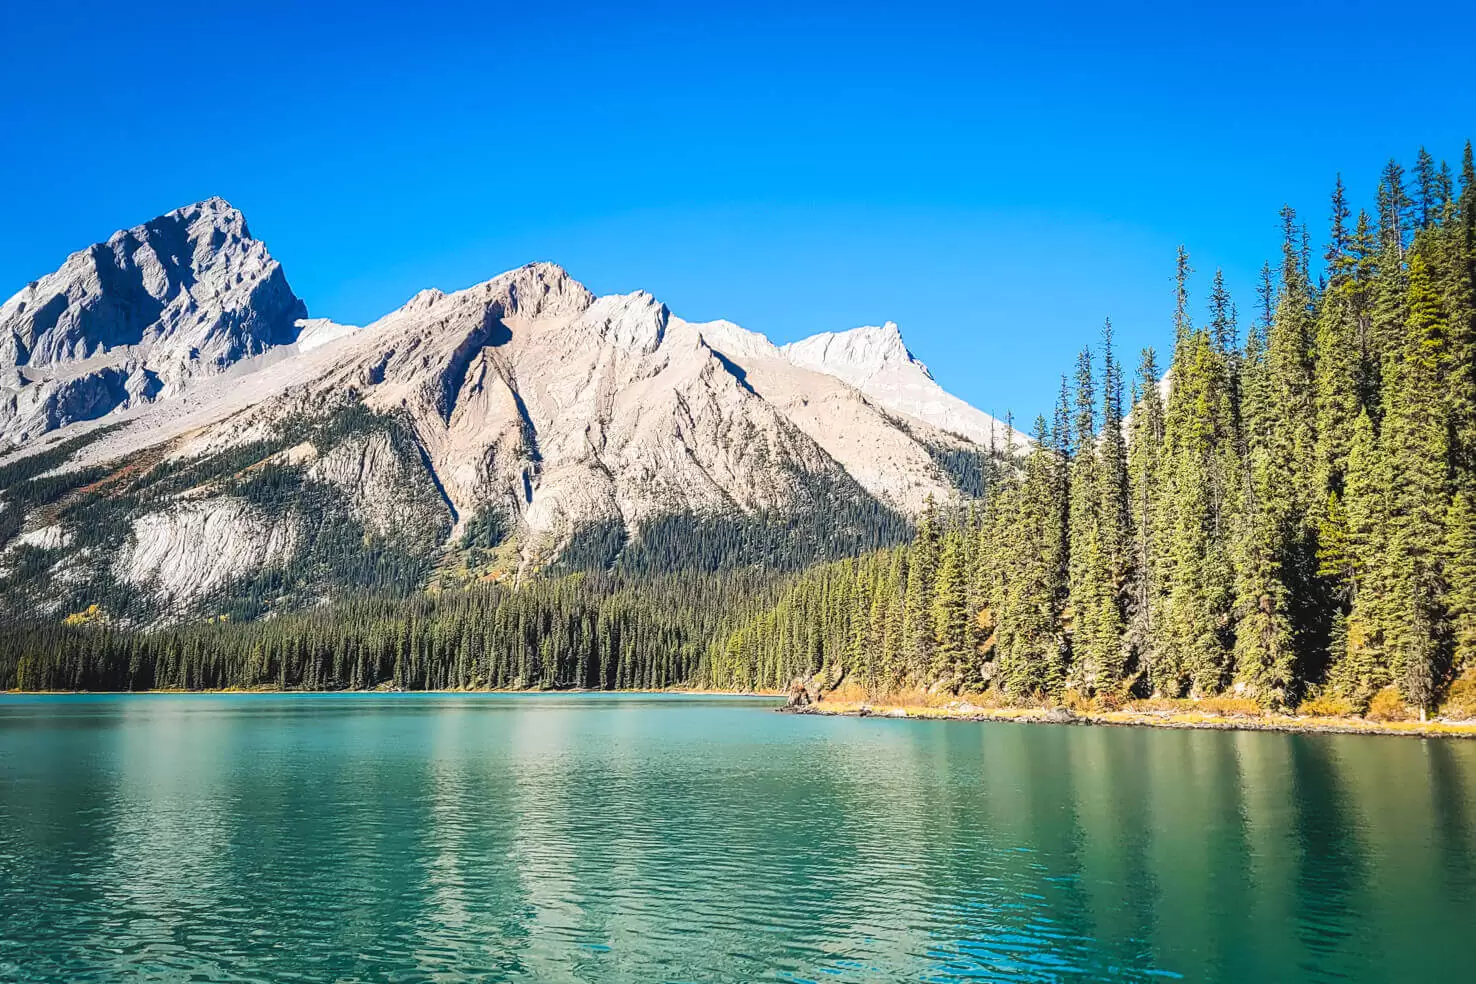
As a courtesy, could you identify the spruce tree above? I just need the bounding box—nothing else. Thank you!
[1377,159,1411,258]
[1313,182,1370,589]
[1444,489,1476,677]
[902,501,940,681]
[1160,324,1238,695]
[1381,250,1453,713]
[1067,347,1102,689]
[1415,147,1441,229]
[1126,348,1166,692]
[995,417,1068,700]
[931,532,969,681]
[1093,321,1132,692]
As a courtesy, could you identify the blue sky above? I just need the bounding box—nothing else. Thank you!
[3,0,1473,421]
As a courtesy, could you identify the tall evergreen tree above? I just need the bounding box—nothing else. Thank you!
[995,417,1069,699]
[1093,321,1132,692]
[1161,324,1238,695]
[931,532,970,680]
[1415,147,1442,229]
[1314,181,1370,516]
[1126,348,1166,692]
[1067,347,1102,687]
[1381,251,1453,713]
[902,500,940,680]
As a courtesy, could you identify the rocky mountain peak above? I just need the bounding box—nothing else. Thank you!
[783,320,1016,450]
[379,263,594,330]
[570,291,668,353]
[782,321,926,383]
[0,197,306,448]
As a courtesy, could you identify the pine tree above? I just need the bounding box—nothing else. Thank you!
[902,501,940,681]
[1210,269,1238,355]
[1313,181,1370,560]
[1415,147,1441,229]
[1267,206,1320,518]
[995,417,1068,700]
[1067,346,1101,688]
[1377,159,1411,258]
[1093,321,1132,692]
[1174,245,1193,347]
[880,551,907,689]
[1161,323,1238,695]
[1126,348,1166,692]
[1381,250,1453,713]
[1461,142,1476,235]
[1234,297,1298,705]
[1210,269,1242,429]
[931,532,969,681]
[1436,147,1476,489]
[1444,489,1476,676]
[1326,174,1353,276]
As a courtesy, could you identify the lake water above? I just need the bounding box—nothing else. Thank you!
[0,694,1473,982]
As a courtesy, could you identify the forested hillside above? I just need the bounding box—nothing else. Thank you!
[0,572,779,692]
[712,144,1476,717]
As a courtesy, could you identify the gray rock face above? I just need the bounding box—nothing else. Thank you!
[782,322,1019,450]
[0,198,305,447]
[114,498,302,609]
[278,262,968,566]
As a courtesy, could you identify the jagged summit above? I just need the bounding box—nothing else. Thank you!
[0,197,305,447]
[783,321,924,379]
[364,262,594,333]
[783,322,1015,449]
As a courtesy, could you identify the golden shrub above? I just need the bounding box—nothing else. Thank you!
[1062,690,1097,714]
[1297,693,1357,718]
[1439,674,1476,721]
[1196,696,1264,718]
[1365,687,1411,722]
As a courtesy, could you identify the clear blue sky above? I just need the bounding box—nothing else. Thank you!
[3,1,1473,421]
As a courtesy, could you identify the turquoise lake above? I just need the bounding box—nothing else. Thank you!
[1,694,1473,982]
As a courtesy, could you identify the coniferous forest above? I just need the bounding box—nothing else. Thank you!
[713,144,1476,717]
[5,145,1476,718]
[0,573,779,693]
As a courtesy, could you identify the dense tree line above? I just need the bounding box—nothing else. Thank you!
[0,572,779,693]
[710,146,1476,716]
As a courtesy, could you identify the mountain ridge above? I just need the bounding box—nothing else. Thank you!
[0,200,1011,623]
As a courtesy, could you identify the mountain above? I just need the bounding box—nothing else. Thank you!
[0,200,1008,624]
[0,198,307,448]
[782,322,1018,450]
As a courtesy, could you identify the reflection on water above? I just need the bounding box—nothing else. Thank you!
[1,694,1473,983]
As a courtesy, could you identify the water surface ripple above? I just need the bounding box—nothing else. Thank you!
[1,694,1473,982]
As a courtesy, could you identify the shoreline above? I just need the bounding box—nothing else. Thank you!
[1,687,785,698]
[7,687,1471,737]
[787,699,1476,739]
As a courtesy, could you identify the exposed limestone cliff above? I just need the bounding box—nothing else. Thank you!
[114,498,300,607]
